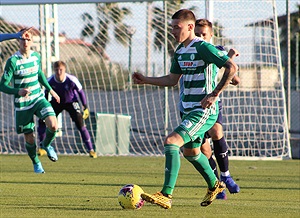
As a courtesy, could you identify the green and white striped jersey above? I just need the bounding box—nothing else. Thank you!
[170,37,229,114]
[0,50,52,111]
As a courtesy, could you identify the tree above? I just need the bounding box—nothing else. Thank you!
[212,21,233,47]
[80,13,95,39]
[150,1,231,57]
[151,1,188,57]
[80,3,132,59]
[279,4,300,89]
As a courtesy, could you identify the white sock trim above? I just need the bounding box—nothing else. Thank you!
[221,171,230,177]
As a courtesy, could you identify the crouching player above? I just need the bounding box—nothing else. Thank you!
[37,61,97,158]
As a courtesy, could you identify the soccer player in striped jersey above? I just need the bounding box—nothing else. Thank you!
[132,9,238,208]
[179,18,241,200]
[37,60,97,158]
[0,28,60,173]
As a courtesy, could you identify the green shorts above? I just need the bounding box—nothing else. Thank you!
[15,98,55,134]
[174,108,218,149]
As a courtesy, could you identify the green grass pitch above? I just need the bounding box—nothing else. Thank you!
[0,154,299,217]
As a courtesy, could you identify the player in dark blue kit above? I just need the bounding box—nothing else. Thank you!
[38,61,97,158]
[193,19,240,199]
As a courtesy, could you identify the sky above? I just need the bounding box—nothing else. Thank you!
[0,0,299,70]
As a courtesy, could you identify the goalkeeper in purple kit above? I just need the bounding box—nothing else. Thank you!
[37,60,97,158]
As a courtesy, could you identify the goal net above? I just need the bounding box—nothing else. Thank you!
[0,0,291,159]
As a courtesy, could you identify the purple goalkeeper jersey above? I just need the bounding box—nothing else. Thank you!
[46,73,87,107]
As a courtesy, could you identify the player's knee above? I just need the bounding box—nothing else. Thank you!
[46,121,58,132]
[209,124,223,140]
[182,147,200,157]
[164,137,180,146]
[201,147,212,159]
[201,139,211,155]
[75,120,84,129]
[24,133,35,144]
[74,113,84,129]
[48,125,58,132]
[211,132,223,140]
[164,132,184,146]
[44,116,58,132]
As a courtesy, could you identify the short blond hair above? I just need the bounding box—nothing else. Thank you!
[53,61,66,68]
[195,19,213,30]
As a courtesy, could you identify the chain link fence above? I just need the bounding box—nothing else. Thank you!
[0,0,299,158]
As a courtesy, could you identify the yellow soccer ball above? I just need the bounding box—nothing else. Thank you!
[118,184,145,209]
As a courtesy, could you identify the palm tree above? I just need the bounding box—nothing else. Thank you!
[151,1,187,57]
[151,1,231,57]
[80,13,95,40]
[212,21,233,47]
[80,3,132,59]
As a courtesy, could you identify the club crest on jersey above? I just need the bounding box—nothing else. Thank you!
[218,51,225,57]
[3,70,9,77]
[190,54,195,60]
[17,69,27,76]
[181,119,192,128]
[178,55,182,60]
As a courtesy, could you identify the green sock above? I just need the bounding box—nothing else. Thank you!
[161,144,180,195]
[184,153,217,189]
[42,128,57,147]
[25,142,40,164]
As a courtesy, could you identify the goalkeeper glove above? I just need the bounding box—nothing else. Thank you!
[83,108,89,120]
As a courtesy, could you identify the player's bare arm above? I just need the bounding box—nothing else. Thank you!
[0,27,33,42]
[19,27,33,40]
[132,72,181,87]
[230,74,241,86]
[227,48,239,58]
[49,89,60,104]
[213,59,237,95]
[201,59,237,108]
[227,48,241,86]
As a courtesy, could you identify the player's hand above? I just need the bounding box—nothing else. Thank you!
[132,72,146,84]
[200,93,218,109]
[83,108,89,120]
[17,27,33,40]
[49,89,60,103]
[18,88,31,97]
[230,75,241,86]
[227,48,239,58]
